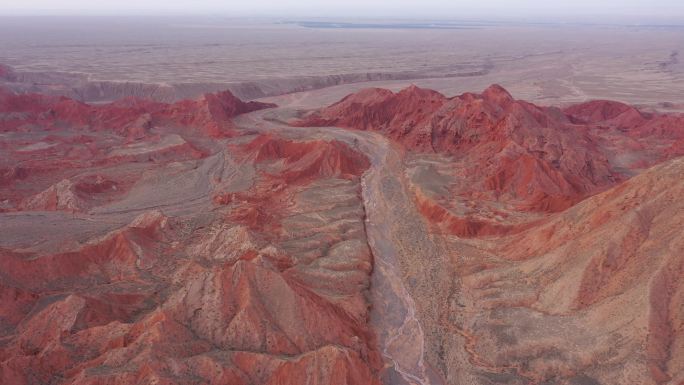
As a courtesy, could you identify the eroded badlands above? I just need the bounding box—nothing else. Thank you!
[1,83,682,385]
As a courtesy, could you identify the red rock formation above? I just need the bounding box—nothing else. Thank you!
[3,81,683,385]
[413,187,532,237]
[0,87,380,384]
[564,99,645,125]
[298,85,684,238]
[247,134,370,183]
[565,99,684,139]
[297,85,619,214]
[217,134,370,234]
[19,179,84,212]
[0,87,275,137]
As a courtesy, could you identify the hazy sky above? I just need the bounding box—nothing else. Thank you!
[3,0,684,21]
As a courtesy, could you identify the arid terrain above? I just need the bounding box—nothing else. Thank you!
[0,16,683,385]
[1,17,684,107]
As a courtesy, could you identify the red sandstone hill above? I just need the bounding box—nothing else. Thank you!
[296,85,684,217]
[0,87,275,137]
[246,134,371,183]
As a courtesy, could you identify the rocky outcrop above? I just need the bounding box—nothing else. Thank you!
[0,87,275,137]
[296,84,619,213]
[246,134,370,183]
